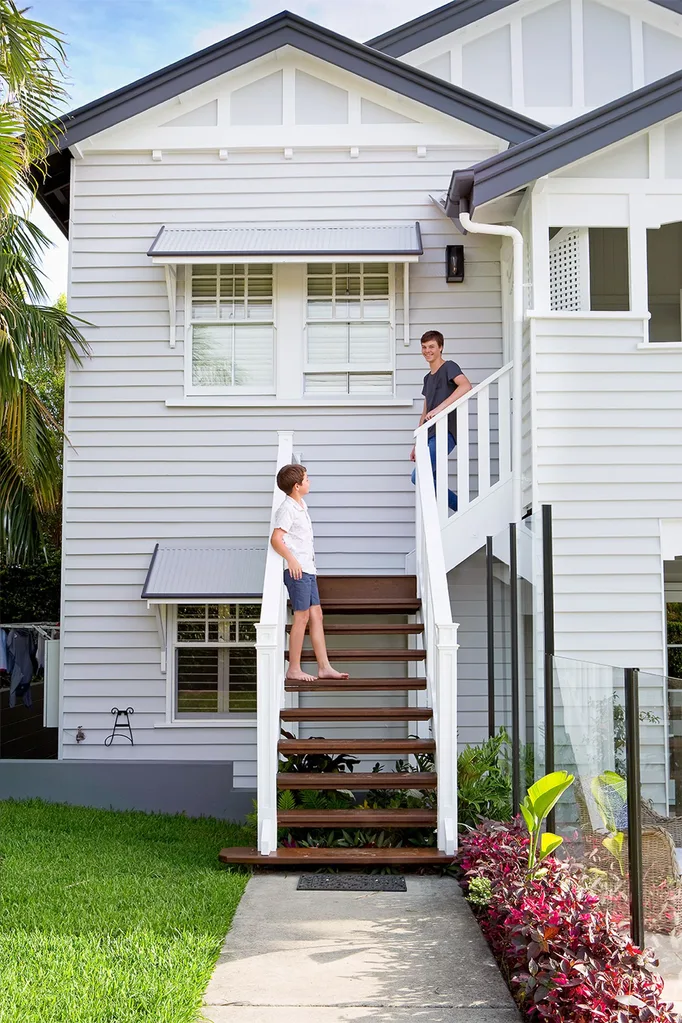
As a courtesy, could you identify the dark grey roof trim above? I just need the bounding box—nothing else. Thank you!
[446,67,682,217]
[37,10,547,236]
[369,0,682,58]
[367,1,516,56]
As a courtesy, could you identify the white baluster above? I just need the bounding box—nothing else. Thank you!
[498,371,512,479]
[477,386,490,497]
[436,622,459,855]
[435,416,448,526]
[456,402,469,511]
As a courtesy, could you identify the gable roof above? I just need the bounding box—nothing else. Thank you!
[37,10,547,236]
[445,67,682,217]
[369,0,682,57]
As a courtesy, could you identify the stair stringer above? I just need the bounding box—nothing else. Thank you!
[441,478,513,574]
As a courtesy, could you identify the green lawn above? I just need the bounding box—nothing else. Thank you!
[0,799,253,1023]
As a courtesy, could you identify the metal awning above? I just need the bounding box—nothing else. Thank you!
[148,222,423,264]
[141,545,266,601]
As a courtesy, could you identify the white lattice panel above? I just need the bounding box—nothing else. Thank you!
[549,227,590,312]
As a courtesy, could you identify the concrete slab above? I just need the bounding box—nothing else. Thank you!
[202,874,520,1022]
[200,1008,522,1023]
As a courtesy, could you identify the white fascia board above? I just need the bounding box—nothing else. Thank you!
[151,254,421,265]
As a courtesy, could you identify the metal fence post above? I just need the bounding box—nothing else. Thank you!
[625,667,644,948]
[510,522,521,814]
[486,536,495,740]
[542,504,556,830]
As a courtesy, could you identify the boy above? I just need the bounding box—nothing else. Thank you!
[271,464,349,683]
[410,330,472,511]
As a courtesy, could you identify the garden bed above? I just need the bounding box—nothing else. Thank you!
[457,817,679,1023]
[0,799,252,1023]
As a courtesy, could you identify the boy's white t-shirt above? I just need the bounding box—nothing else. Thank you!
[273,496,316,575]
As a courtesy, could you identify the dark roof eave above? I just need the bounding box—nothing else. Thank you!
[447,67,682,217]
[51,11,546,150]
[37,10,549,238]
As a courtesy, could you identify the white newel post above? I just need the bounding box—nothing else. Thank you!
[436,622,459,855]
[256,429,294,856]
[256,622,279,855]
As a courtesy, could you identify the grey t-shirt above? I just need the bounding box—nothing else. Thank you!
[422,360,463,438]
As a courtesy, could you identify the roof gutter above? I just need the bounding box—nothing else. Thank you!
[459,211,524,522]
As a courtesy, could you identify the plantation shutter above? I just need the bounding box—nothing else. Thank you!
[549,228,590,312]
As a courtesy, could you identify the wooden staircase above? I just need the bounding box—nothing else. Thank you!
[219,576,455,868]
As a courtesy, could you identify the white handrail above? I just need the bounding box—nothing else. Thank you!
[414,428,459,855]
[413,361,512,437]
[415,362,513,528]
[256,430,294,855]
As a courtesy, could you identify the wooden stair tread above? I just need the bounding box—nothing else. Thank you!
[278,738,436,754]
[219,846,454,866]
[286,623,424,635]
[290,649,426,661]
[320,600,421,613]
[284,677,427,692]
[280,708,432,721]
[278,809,436,827]
[277,772,437,789]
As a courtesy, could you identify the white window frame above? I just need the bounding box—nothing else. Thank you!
[167,601,260,722]
[184,264,277,396]
[303,262,396,398]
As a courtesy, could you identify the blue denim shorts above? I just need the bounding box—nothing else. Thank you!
[284,570,320,611]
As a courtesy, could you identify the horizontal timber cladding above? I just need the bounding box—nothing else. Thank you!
[532,316,682,811]
[448,549,489,750]
[62,147,504,770]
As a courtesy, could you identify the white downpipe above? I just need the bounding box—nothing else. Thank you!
[459,212,524,523]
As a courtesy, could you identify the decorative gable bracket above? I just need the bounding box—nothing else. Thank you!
[164,265,177,348]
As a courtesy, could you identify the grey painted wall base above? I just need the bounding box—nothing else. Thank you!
[0,760,255,821]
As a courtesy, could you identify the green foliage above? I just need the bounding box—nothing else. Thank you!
[0,798,252,1023]
[466,876,493,907]
[279,728,360,774]
[1,219,88,562]
[602,831,626,877]
[520,770,574,872]
[591,770,627,833]
[457,730,513,829]
[668,603,682,679]
[0,544,60,621]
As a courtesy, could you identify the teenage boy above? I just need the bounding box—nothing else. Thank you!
[271,464,349,683]
[410,330,472,511]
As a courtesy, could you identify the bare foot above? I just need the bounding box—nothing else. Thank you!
[317,666,350,680]
[285,669,318,682]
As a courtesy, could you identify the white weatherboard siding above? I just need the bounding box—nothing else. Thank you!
[448,549,489,749]
[532,314,680,807]
[63,148,504,775]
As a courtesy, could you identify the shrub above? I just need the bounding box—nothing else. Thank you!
[458,818,677,1023]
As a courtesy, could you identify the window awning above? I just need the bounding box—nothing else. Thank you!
[141,545,266,601]
[148,222,423,264]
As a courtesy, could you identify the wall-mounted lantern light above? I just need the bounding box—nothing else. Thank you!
[446,244,465,283]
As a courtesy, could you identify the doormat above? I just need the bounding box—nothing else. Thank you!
[297,875,407,892]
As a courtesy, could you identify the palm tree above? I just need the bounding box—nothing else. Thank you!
[0,215,87,561]
[0,0,68,216]
[0,2,88,561]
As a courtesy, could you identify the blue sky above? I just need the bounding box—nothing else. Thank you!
[31,0,436,299]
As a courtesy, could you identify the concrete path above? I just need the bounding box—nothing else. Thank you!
[200,875,521,1023]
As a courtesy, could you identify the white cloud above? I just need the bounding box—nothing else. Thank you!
[194,0,438,50]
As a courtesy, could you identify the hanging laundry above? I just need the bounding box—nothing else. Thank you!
[0,628,7,674]
[6,629,34,708]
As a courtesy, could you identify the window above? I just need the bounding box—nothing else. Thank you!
[174,603,259,716]
[305,263,393,396]
[189,264,274,392]
[647,223,682,342]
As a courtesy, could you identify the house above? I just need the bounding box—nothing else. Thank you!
[17,0,682,859]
